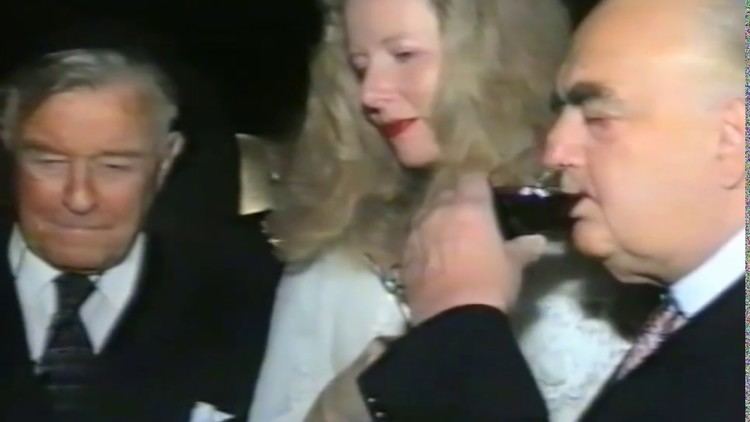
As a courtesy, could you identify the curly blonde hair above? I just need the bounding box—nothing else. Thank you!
[266,0,570,266]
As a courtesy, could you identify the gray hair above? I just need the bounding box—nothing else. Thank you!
[0,48,178,149]
[697,0,745,91]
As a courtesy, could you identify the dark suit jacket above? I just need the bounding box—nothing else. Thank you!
[0,219,281,421]
[359,280,743,421]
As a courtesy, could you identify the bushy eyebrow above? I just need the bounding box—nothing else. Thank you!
[550,82,619,113]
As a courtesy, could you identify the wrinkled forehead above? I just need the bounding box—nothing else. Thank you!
[18,85,161,152]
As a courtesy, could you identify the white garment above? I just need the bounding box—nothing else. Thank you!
[249,243,632,422]
[190,402,235,422]
[9,226,144,360]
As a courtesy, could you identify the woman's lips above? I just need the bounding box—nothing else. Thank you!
[378,118,418,139]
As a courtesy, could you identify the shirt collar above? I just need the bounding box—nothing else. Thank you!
[9,225,145,313]
[95,233,145,312]
[670,228,745,318]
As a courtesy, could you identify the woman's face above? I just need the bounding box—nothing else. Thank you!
[345,0,442,168]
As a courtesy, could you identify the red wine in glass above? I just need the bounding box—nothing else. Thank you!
[493,186,581,239]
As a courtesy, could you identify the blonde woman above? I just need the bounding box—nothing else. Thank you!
[249,0,635,421]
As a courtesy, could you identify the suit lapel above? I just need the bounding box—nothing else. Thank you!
[91,233,197,419]
[583,278,743,420]
[0,224,33,369]
[96,234,159,355]
[97,233,191,356]
[0,223,54,420]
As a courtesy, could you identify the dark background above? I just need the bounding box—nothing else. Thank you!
[0,0,600,225]
[1,0,599,137]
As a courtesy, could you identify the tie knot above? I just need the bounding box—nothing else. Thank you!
[659,294,684,318]
[53,273,95,314]
[637,294,687,344]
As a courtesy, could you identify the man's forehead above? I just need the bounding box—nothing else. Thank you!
[555,51,616,95]
[49,84,147,115]
[23,84,155,131]
[18,109,159,158]
[570,0,699,63]
[557,8,667,94]
[558,31,700,101]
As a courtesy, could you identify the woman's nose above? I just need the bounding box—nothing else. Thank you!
[359,63,394,112]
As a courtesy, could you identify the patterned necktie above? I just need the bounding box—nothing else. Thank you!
[613,296,687,381]
[36,272,97,416]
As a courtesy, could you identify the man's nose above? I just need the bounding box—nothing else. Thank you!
[62,161,97,215]
[542,110,584,170]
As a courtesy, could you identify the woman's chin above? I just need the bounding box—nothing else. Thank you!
[395,148,440,169]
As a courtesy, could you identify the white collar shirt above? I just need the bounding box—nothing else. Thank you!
[9,226,145,361]
[670,228,745,318]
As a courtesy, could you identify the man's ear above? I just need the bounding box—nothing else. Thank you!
[156,131,184,189]
[715,97,745,189]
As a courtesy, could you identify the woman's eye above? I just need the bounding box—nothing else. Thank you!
[393,51,416,62]
[351,64,366,79]
[584,116,606,124]
[349,55,368,77]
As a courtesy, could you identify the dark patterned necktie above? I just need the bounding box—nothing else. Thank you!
[613,296,687,380]
[36,272,97,416]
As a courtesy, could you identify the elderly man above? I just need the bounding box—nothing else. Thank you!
[357,0,745,420]
[0,49,281,421]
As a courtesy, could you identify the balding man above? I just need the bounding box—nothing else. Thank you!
[357,0,745,420]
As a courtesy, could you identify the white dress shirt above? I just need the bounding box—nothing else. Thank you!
[9,226,145,361]
[670,228,745,318]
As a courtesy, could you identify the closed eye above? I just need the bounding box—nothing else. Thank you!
[104,163,133,170]
[581,106,614,126]
[584,110,617,123]
[584,116,608,124]
[28,155,67,166]
[349,54,369,79]
[96,154,144,171]
[583,114,616,138]
[98,159,138,171]
[37,158,66,164]
[394,51,416,61]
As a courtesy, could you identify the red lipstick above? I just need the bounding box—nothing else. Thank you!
[378,118,418,139]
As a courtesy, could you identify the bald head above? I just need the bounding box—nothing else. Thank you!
[546,0,745,282]
[569,0,743,99]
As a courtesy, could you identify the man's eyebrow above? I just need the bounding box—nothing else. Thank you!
[97,151,148,159]
[15,140,62,154]
[16,140,148,158]
[551,82,617,112]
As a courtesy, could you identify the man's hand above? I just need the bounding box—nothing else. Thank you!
[402,173,547,325]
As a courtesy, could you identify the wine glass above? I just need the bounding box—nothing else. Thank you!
[493,171,580,239]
